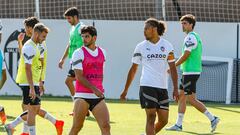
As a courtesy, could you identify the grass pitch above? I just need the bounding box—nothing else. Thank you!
[0,96,240,135]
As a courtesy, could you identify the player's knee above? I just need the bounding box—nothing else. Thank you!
[188,97,197,105]
[157,116,168,126]
[162,118,168,126]
[101,121,111,132]
[71,124,83,133]
[147,113,156,123]
[37,109,46,117]
[65,79,70,85]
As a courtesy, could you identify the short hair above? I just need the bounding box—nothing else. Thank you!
[81,26,97,37]
[64,7,79,18]
[24,17,39,28]
[180,14,196,29]
[33,23,49,34]
[145,18,166,36]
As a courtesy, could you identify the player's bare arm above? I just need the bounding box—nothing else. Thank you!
[120,63,138,100]
[175,50,191,67]
[168,51,179,102]
[25,63,36,100]
[58,45,70,69]
[74,69,104,98]
[0,69,7,89]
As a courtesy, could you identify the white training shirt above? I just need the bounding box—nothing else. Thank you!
[22,39,37,64]
[183,33,198,52]
[132,38,175,89]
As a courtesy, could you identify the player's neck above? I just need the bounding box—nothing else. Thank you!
[186,29,193,34]
[31,37,38,45]
[149,36,160,44]
[73,20,79,26]
[86,44,97,51]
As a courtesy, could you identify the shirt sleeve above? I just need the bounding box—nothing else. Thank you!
[184,34,198,52]
[131,44,142,64]
[22,45,36,64]
[72,49,84,70]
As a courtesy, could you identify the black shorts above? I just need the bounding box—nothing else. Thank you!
[179,75,200,95]
[20,86,41,105]
[67,64,75,78]
[139,86,169,110]
[74,97,104,111]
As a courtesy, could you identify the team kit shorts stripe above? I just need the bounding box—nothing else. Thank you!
[179,74,200,95]
[139,86,169,110]
[20,86,41,105]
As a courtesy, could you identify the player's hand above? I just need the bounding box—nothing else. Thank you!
[18,33,25,43]
[93,88,104,98]
[58,59,64,69]
[29,88,36,101]
[120,91,127,101]
[172,88,179,103]
[167,69,170,74]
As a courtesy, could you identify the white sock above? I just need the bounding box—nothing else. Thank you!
[44,112,56,125]
[204,110,215,121]
[28,126,36,135]
[176,113,184,126]
[10,116,24,128]
[22,121,28,133]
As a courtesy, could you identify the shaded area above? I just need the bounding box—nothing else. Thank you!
[181,130,221,135]
[85,116,115,124]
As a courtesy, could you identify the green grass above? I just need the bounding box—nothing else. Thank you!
[0,96,240,135]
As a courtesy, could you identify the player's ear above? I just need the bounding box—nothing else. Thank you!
[93,35,97,41]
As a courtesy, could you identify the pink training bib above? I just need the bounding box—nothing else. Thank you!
[75,47,105,94]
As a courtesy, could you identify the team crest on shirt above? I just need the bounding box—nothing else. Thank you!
[160,46,165,52]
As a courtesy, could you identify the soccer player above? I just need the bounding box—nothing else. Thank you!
[0,19,7,125]
[120,18,179,135]
[166,14,220,133]
[58,7,84,101]
[13,17,63,135]
[69,26,110,135]
[5,23,63,135]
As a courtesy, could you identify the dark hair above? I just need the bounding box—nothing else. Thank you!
[24,17,39,28]
[81,26,97,37]
[180,14,196,29]
[64,7,79,18]
[145,18,166,36]
[33,23,49,33]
